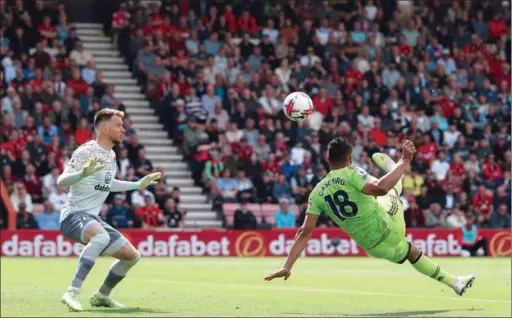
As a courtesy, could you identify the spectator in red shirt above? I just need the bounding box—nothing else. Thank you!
[74,118,93,145]
[312,88,334,116]
[438,90,457,118]
[112,2,130,48]
[488,13,508,39]
[223,4,237,33]
[37,16,57,46]
[482,154,503,183]
[471,185,494,226]
[238,10,259,35]
[22,164,42,203]
[449,152,466,181]
[369,118,387,147]
[417,134,438,164]
[67,67,90,97]
[138,194,166,229]
[234,138,253,161]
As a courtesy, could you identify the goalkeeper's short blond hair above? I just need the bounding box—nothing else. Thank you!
[94,109,124,127]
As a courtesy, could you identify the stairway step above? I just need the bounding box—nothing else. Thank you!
[124,100,150,107]
[103,71,133,78]
[166,178,194,186]
[177,186,204,194]
[94,56,124,64]
[155,162,188,170]
[184,220,222,228]
[183,212,217,220]
[146,145,178,153]
[114,85,141,93]
[180,203,213,210]
[132,122,164,130]
[84,42,115,50]
[80,35,111,42]
[104,77,136,84]
[130,116,159,124]
[180,194,208,202]
[88,50,120,57]
[76,22,103,29]
[114,92,146,100]
[77,29,104,36]
[124,106,153,114]
[141,139,176,148]
[133,129,167,140]
[163,170,191,178]
[151,154,182,161]
[97,63,129,71]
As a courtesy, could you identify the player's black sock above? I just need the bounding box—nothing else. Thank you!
[69,233,110,291]
[98,253,141,296]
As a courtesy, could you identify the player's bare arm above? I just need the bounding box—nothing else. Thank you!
[264,213,319,281]
[361,140,416,196]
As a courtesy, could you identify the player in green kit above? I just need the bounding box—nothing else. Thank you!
[265,137,475,296]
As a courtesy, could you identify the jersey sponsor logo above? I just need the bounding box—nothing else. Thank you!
[105,172,112,184]
[94,184,111,192]
[235,232,266,257]
[489,230,511,257]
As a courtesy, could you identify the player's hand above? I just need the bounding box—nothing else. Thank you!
[264,268,291,281]
[401,140,416,162]
[81,157,105,177]
[137,172,162,189]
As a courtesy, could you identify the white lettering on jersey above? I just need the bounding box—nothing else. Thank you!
[60,141,117,222]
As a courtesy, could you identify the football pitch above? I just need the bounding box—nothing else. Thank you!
[1,257,510,317]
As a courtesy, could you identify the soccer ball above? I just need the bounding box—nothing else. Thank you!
[283,92,314,122]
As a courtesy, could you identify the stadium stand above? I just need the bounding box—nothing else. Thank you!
[1,0,511,233]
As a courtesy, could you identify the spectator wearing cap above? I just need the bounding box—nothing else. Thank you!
[217,169,238,202]
[275,198,296,228]
[16,202,38,229]
[233,200,257,230]
[106,194,133,229]
[36,201,60,230]
[459,215,488,257]
[163,198,184,229]
[138,193,166,229]
[273,173,292,203]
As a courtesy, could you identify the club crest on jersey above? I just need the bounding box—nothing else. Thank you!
[105,172,112,184]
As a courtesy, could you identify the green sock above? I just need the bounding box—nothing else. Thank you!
[410,252,456,287]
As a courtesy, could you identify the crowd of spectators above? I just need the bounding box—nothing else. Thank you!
[100,0,511,231]
[0,0,183,230]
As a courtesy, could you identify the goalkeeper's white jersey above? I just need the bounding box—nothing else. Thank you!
[60,140,118,222]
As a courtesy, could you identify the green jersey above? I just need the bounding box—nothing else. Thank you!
[307,166,389,250]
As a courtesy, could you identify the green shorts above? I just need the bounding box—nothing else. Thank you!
[366,190,411,264]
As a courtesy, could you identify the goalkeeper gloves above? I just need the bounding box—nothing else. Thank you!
[136,172,162,190]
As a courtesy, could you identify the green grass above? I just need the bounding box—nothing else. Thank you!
[1,257,510,317]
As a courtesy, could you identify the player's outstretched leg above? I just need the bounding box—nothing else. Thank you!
[372,153,402,195]
[62,223,111,312]
[91,242,141,308]
[407,244,475,296]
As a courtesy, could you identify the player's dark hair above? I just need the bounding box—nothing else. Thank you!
[328,137,353,165]
[94,109,124,127]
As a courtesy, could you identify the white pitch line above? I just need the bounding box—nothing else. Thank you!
[136,278,511,304]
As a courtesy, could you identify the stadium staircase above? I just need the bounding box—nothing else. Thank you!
[75,23,222,228]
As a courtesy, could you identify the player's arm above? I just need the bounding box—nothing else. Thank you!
[110,172,162,192]
[57,149,105,187]
[362,140,416,196]
[265,194,321,282]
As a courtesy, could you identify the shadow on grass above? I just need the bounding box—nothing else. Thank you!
[282,308,484,317]
[83,307,174,315]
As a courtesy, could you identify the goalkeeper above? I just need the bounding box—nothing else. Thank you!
[56,109,161,311]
